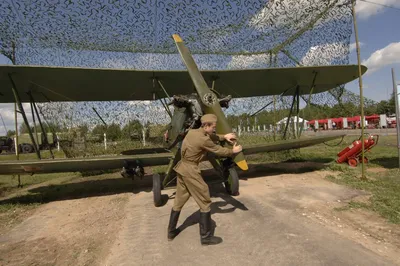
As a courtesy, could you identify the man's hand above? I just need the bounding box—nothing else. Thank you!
[224,133,237,144]
[232,142,242,153]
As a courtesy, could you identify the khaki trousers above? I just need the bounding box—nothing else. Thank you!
[172,163,211,212]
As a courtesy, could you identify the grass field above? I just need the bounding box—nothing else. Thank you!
[0,134,399,225]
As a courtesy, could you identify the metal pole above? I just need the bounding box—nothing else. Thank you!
[9,75,41,159]
[392,68,400,168]
[157,79,171,99]
[14,103,19,159]
[14,102,21,187]
[273,95,276,141]
[352,0,366,179]
[283,87,298,140]
[296,87,300,138]
[104,133,107,150]
[92,107,107,126]
[0,113,7,134]
[299,72,318,136]
[11,43,21,186]
[142,128,146,146]
[30,94,53,158]
[30,101,40,150]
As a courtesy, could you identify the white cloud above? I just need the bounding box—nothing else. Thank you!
[356,0,400,20]
[349,42,364,52]
[362,42,400,74]
[249,0,352,33]
[228,54,273,69]
[300,42,348,65]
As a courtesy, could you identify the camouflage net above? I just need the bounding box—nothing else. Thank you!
[0,0,372,157]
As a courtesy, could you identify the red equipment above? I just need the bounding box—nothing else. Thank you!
[336,134,379,167]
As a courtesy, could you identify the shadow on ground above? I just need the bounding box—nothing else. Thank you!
[167,190,249,239]
[0,161,330,206]
[370,157,399,169]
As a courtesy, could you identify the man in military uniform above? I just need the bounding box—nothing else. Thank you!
[167,114,242,245]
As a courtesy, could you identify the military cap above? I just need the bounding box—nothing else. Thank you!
[201,114,218,124]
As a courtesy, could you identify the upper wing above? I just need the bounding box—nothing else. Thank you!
[0,153,172,175]
[242,134,344,155]
[0,64,367,102]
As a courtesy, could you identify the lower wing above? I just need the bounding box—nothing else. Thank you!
[0,153,172,175]
[242,134,344,155]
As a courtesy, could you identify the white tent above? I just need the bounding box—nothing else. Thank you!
[276,116,308,125]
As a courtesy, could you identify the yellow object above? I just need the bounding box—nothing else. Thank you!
[236,160,248,171]
[172,34,182,42]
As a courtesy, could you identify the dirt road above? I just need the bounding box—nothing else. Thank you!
[1,165,399,265]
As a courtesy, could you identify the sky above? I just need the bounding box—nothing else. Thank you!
[0,0,399,135]
[345,0,400,101]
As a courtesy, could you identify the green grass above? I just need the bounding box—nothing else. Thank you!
[0,172,77,197]
[334,200,370,211]
[327,168,400,224]
[241,135,399,168]
[0,150,67,161]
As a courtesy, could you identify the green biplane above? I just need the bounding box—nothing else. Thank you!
[0,34,367,206]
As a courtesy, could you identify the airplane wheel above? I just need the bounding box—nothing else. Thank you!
[152,173,162,207]
[224,168,239,196]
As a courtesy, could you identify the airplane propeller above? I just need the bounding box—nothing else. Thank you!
[172,34,248,171]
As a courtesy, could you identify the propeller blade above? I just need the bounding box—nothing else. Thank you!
[172,34,248,171]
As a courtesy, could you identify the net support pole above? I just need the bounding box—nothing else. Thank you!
[392,68,400,169]
[352,0,366,179]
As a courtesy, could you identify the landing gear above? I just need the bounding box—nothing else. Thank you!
[224,167,239,196]
[153,173,162,207]
[21,144,33,154]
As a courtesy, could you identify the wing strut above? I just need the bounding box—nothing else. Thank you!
[250,84,296,117]
[8,74,41,159]
[157,79,171,99]
[92,107,108,126]
[151,78,172,118]
[28,91,55,159]
[283,85,299,140]
[299,71,318,137]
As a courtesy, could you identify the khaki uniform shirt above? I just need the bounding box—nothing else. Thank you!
[174,128,233,175]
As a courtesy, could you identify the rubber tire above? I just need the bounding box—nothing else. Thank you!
[152,173,162,207]
[359,156,368,164]
[22,144,33,154]
[348,158,358,167]
[224,168,239,196]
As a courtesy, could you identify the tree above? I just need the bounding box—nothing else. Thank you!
[377,100,389,115]
[77,124,89,136]
[6,130,15,137]
[92,124,106,135]
[122,120,143,139]
[106,123,122,141]
[377,94,396,115]
[19,123,34,134]
[387,93,396,115]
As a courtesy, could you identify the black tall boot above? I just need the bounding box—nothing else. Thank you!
[199,211,222,245]
[168,208,181,241]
